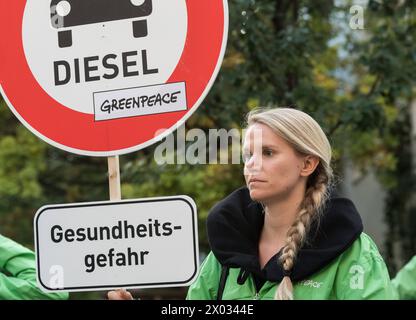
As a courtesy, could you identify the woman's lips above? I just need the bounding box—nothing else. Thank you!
[248,178,266,185]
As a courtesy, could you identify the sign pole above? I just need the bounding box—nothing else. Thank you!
[108,156,121,201]
[108,155,128,297]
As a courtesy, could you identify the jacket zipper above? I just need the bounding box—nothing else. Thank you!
[253,292,260,300]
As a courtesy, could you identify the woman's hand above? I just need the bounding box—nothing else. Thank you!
[107,288,134,300]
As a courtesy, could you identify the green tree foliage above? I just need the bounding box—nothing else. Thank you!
[0,99,109,246]
[361,0,416,271]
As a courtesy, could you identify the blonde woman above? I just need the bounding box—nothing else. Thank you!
[108,107,397,300]
[186,107,397,300]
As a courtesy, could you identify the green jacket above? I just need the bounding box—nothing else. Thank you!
[0,234,68,300]
[391,256,416,300]
[187,233,397,300]
[186,187,397,300]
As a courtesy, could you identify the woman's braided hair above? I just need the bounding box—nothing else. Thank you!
[247,108,333,300]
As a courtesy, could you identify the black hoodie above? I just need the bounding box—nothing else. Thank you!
[207,187,363,284]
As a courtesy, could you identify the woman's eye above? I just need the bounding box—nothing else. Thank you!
[263,149,273,156]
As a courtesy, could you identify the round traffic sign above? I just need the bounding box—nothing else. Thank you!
[0,0,228,156]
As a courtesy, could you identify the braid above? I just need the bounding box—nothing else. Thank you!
[275,169,329,300]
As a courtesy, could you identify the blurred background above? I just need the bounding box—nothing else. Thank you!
[0,0,415,299]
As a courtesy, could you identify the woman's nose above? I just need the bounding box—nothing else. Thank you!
[244,154,261,174]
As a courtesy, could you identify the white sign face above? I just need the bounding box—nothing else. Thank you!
[34,196,198,292]
[23,0,188,115]
[93,81,188,121]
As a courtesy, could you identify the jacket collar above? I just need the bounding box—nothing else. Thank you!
[207,187,363,282]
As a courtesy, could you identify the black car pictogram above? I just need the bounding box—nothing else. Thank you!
[50,0,153,48]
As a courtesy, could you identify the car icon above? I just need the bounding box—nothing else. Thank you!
[50,0,153,48]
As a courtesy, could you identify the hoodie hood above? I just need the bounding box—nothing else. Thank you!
[207,187,363,283]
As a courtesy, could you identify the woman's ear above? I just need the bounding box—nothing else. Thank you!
[300,155,320,177]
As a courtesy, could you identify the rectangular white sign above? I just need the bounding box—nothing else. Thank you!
[93,82,188,121]
[34,196,198,292]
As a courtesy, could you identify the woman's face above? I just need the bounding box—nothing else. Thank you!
[243,123,309,203]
